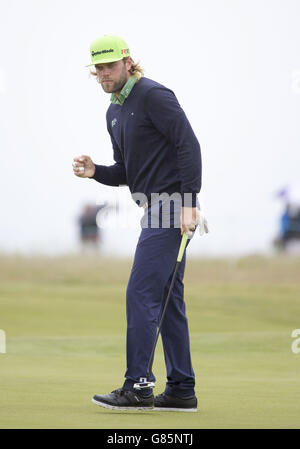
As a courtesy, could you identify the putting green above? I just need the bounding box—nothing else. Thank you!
[0,255,300,428]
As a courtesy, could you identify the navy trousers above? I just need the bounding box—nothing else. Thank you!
[123,199,196,398]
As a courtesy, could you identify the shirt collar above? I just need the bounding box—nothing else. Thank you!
[110,75,138,105]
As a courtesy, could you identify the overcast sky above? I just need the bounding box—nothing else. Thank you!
[0,0,299,257]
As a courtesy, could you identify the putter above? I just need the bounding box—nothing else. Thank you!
[134,232,189,390]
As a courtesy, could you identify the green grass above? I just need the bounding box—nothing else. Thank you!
[0,254,300,428]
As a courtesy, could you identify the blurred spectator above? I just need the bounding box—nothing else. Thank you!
[78,203,107,253]
[274,183,300,251]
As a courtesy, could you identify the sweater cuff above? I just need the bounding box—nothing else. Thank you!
[89,164,102,182]
[181,192,197,208]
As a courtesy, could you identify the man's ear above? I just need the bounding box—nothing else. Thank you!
[126,57,134,72]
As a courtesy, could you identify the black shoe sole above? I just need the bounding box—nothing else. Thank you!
[92,397,154,411]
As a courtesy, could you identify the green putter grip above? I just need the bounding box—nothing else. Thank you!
[177,233,188,262]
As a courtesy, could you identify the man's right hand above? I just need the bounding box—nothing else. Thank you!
[72,155,96,178]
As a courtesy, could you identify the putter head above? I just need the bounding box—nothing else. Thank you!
[133,381,155,390]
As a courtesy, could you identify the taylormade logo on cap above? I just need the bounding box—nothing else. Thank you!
[92,49,114,57]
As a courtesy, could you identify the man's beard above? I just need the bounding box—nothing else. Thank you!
[100,67,128,93]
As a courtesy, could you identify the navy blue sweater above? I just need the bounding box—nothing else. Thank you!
[92,77,202,207]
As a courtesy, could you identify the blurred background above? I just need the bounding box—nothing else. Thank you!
[1,0,299,257]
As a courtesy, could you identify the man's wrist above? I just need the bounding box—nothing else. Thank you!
[88,164,97,179]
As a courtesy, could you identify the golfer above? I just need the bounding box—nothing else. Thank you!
[73,35,204,411]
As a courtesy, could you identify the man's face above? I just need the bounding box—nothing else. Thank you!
[95,59,132,93]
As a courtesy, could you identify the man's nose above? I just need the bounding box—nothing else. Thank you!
[101,67,111,77]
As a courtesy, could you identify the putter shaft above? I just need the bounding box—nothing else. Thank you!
[146,233,188,381]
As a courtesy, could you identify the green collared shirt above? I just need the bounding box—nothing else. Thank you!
[110,75,138,105]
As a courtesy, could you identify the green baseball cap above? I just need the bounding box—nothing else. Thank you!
[86,35,130,67]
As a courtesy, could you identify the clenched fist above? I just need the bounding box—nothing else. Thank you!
[72,155,96,178]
